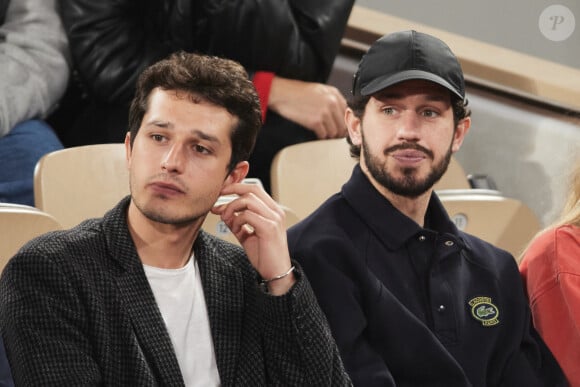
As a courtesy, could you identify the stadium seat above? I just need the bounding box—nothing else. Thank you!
[0,204,63,270]
[437,189,541,259]
[34,143,129,229]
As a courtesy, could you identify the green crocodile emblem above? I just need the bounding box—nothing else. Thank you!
[468,297,500,327]
[476,305,496,318]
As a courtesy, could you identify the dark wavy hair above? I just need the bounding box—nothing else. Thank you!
[128,51,262,172]
[346,93,471,159]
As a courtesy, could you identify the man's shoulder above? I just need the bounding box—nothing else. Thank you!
[288,196,356,247]
[5,218,107,271]
[458,230,520,278]
[460,231,513,258]
[287,197,364,275]
[39,217,104,248]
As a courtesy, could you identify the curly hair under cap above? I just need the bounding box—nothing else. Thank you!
[128,51,262,172]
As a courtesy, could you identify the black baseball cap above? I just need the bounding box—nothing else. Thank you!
[352,30,465,100]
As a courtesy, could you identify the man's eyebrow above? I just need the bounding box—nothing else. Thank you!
[146,119,172,128]
[191,129,221,144]
[144,122,221,144]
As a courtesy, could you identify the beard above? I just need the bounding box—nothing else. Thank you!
[362,131,453,198]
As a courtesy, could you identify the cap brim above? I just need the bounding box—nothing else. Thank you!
[360,70,464,99]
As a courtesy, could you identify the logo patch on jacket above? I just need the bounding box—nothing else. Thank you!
[468,296,499,327]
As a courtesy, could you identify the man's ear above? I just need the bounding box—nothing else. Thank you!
[223,161,249,187]
[124,132,132,169]
[345,108,362,147]
[451,117,471,153]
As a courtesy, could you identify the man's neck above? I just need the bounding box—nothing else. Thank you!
[127,202,203,269]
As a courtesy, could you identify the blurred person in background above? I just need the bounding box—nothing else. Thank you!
[0,0,69,206]
[50,0,354,192]
[520,160,580,386]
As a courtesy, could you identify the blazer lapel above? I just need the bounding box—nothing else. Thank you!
[195,232,245,386]
[116,265,185,386]
[103,198,185,386]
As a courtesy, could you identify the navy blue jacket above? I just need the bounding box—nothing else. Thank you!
[288,165,565,386]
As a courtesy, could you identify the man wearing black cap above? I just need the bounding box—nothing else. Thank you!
[288,30,565,386]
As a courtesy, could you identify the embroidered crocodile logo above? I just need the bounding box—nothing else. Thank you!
[476,305,496,318]
[468,296,500,327]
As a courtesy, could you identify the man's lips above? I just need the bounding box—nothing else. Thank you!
[149,181,185,194]
[391,149,427,163]
[385,143,434,160]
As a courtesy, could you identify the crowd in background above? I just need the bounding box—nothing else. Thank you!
[0,0,67,206]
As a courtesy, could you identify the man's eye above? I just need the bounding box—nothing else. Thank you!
[382,107,395,115]
[422,109,439,118]
[152,134,164,142]
[194,144,210,154]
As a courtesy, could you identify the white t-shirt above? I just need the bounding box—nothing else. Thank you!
[144,255,221,387]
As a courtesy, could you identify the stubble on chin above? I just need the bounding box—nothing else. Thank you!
[133,194,209,226]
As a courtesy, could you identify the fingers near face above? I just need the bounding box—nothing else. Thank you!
[217,184,284,235]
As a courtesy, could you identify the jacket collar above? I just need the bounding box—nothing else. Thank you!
[193,231,245,385]
[342,165,465,250]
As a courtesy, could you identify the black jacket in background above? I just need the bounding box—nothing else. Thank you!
[50,0,354,190]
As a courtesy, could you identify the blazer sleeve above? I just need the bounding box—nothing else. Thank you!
[0,249,102,386]
[0,0,69,136]
[259,263,353,386]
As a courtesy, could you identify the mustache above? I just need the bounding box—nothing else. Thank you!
[384,143,434,159]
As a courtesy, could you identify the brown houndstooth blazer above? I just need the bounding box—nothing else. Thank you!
[0,197,351,386]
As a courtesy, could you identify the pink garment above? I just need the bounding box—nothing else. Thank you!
[520,224,580,387]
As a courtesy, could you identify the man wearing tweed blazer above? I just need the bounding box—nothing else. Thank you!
[0,52,351,386]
